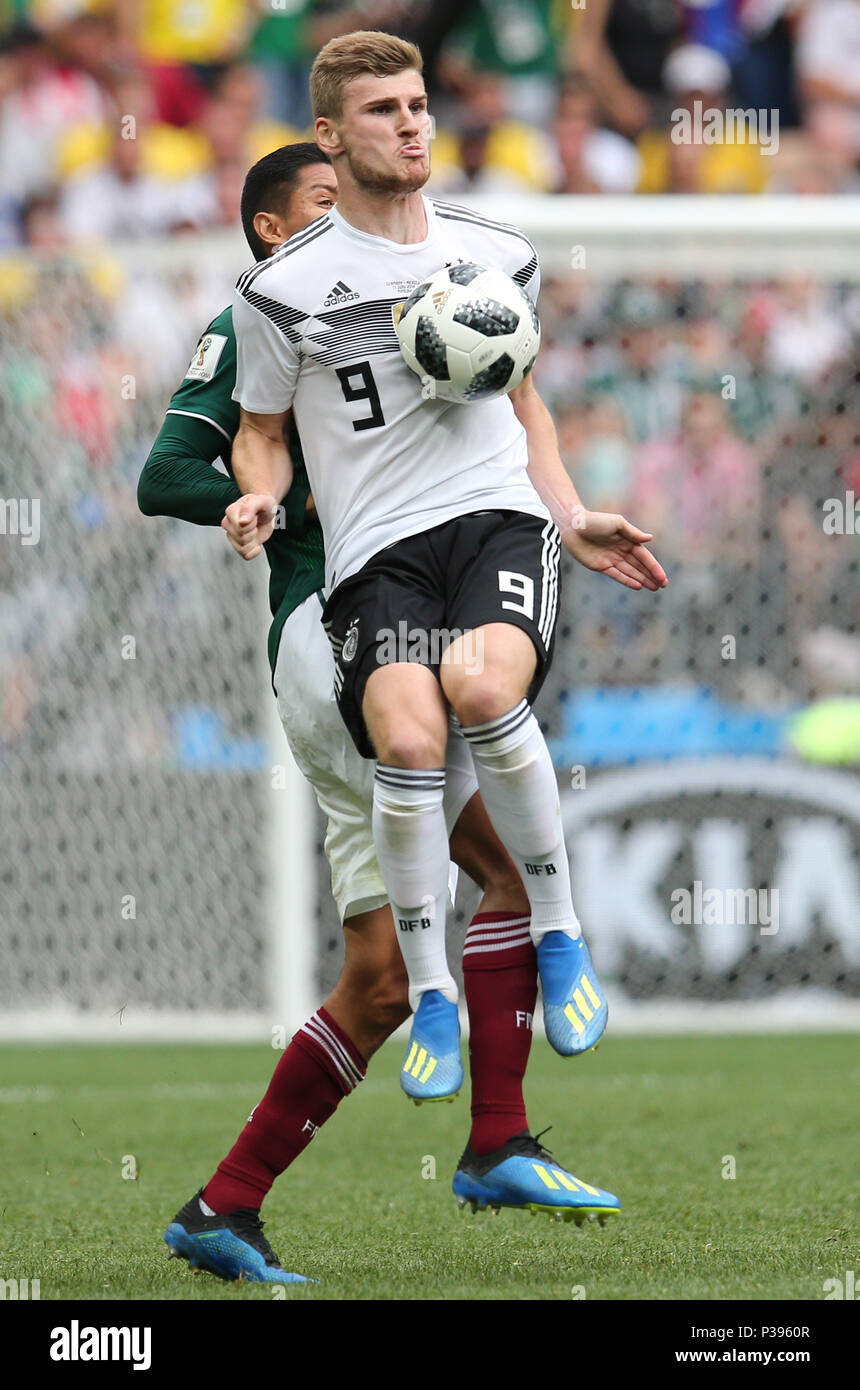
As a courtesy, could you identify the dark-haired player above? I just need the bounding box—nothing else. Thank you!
[141,143,617,1286]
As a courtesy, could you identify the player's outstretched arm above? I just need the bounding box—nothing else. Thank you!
[509,375,668,592]
[138,414,241,526]
[222,408,293,561]
[139,307,244,527]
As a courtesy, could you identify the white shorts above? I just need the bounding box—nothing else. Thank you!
[273,592,479,923]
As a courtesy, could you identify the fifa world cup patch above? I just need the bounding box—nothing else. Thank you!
[185,333,228,382]
[342,619,360,663]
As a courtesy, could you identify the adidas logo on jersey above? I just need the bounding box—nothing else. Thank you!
[323,280,360,306]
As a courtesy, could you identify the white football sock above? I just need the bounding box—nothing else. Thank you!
[461,700,581,945]
[372,765,458,1011]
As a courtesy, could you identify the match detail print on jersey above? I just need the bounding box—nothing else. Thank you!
[185,333,228,382]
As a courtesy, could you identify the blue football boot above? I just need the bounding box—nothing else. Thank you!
[452,1130,620,1225]
[537,932,608,1056]
[400,989,463,1104]
[164,1190,311,1284]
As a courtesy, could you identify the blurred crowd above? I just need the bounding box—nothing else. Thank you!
[0,1,857,762]
[1,0,859,249]
[539,274,860,705]
[1,246,857,763]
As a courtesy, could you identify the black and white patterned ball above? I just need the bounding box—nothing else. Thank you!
[395,262,540,404]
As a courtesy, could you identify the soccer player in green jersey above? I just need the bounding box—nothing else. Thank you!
[141,144,600,1286]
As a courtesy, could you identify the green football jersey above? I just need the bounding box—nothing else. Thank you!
[140,305,325,674]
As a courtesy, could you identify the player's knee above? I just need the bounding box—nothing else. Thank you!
[451,674,522,729]
[375,725,445,769]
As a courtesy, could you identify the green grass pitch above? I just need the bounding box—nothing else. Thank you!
[1,1034,855,1301]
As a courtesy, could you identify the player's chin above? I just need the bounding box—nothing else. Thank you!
[397,154,430,187]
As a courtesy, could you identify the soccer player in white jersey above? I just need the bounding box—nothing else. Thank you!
[144,146,569,1282]
[224,32,667,1108]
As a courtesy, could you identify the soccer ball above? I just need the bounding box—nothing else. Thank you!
[395,262,540,404]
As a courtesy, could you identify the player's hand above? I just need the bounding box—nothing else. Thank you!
[561,510,669,591]
[221,494,278,561]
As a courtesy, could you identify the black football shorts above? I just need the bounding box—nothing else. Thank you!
[322,509,562,758]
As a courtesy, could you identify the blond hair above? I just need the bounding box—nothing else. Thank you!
[310,30,424,122]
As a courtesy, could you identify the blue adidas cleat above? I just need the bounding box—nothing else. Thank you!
[452,1130,620,1225]
[401,989,463,1104]
[164,1190,311,1285]
[537,932,608,1056]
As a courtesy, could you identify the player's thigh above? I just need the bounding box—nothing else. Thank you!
[274,594,388,924]
[443,622,537,723]
[442,511,561,720]
[275,596,468,920]
[364,661,448,767]
[323,560,449,763]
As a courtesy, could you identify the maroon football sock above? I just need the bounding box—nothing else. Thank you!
[463,910,537,1156]
[203,1006,366,1213]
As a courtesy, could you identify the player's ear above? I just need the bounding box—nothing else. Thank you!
[253,210,287,251]
[314,116,341,158]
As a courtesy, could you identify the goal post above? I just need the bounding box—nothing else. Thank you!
[468,194,860,277]
[264,681,318,1038]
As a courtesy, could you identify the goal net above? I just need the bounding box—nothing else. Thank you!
[1,197,857,1039]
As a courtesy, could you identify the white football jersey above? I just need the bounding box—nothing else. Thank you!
[232,195,550,591]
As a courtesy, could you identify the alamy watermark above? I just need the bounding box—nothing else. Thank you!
[50,1322,151,1369]
[823,1270,857,1299]
[822,493,860,534]
[0,498,40,545]
[0,1277,40,1299]
[670,101,779,155]
[375,622,484,673]
[670,881,779,934]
